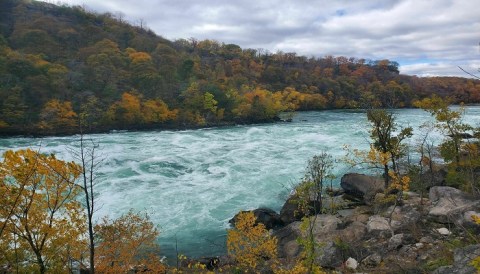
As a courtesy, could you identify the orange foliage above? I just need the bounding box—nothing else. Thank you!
[142,99,178,123]
[129,51,153,63]
[38,99,78,131]
[95,210,166,273]
[0,149,85,273]
[227,211,277,270]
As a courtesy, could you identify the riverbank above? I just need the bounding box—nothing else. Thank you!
[0,116,286,138]
[198,172,480,273]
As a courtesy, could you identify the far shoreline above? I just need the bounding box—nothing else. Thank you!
[1,105,476,139]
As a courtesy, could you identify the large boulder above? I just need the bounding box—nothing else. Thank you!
[273,221,302,258]
[315,241,344,268]
[388,204,423,232]
[229,208,283,230]
[336,221,367,243]
[314,220,366,268]
[280,192,356,225]
[428,186,480,224]
[279,194,321,225]
[274,215,342,259]
[341,173,384,205]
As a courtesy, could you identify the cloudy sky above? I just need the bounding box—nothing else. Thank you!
[55,0,479,77]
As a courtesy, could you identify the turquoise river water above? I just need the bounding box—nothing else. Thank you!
[1,107,480,261]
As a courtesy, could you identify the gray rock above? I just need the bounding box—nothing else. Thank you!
[323,195,356,213]
[429,186,480,224]
[279,194,321,224]
[434,266,455,274]
[273,221,302,258]
[312,215,342,233]
[388,234,404,251]
[362,252,382,267]
[388,204,422,232]
[336,221,367,243]
[315,241,344,268]
[433,244,480,274]
[345,257,358,270]
[415,242,424,249]
[326,187,345,197]
[275,215,343,259]
[340,173,384,205]
[366,215,391,235]
[229,207,283,230]
[337,209,355,218]
[420,236,434,244]
[436,227,451,236]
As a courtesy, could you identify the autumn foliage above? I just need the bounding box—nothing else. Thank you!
[0,0,479,135]
[227,211,278,271]
[0,149,85,273]
[95,210,166,273]
[0,148,167,273]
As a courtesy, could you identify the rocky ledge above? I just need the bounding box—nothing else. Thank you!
[227,173,480,273]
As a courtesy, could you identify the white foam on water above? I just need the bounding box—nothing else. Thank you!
[1,107,480,261]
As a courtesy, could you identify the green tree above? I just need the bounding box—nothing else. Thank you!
[295,153,334,273]
[414,95,471,165]
[366,109,413,190]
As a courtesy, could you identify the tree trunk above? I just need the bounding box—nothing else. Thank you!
[35,251,46,274]
[384,164,390,189]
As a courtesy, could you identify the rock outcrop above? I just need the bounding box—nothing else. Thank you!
[428,186,480,224]
[227,182,480,273]
[340,173,384,205]
[229,207,283,230]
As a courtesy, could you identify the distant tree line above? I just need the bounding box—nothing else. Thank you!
[0,0,479,135]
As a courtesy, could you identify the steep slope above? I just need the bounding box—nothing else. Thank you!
[0,0,479,135]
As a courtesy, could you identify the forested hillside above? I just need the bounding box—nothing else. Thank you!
[1,0,479,135]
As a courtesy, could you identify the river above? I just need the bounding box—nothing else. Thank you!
[1,107,480,261]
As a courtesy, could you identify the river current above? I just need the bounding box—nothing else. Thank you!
[1,108,480,260]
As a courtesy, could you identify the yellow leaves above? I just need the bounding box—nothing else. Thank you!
[368,145,390,166]
[388,171,410,192]
[413,95,450,112]
[128,51,153,64]
[344,144,389,169]
[203,92,218,113]
[95,210,166,274]
[471,256,480,272]
[472,215,480,225]
[142,99,178,124]
[470,217,480,274]
[234,87,285,121]
[0,149,85,273]
[108,92,178,126]
[227,211,278,270]
[38,99,78,131]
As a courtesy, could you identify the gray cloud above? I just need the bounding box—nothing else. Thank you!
[59,0,479,77]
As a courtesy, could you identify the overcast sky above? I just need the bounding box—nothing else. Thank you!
[54,0,479,77]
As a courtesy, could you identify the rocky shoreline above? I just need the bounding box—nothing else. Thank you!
[213,173,480,273]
